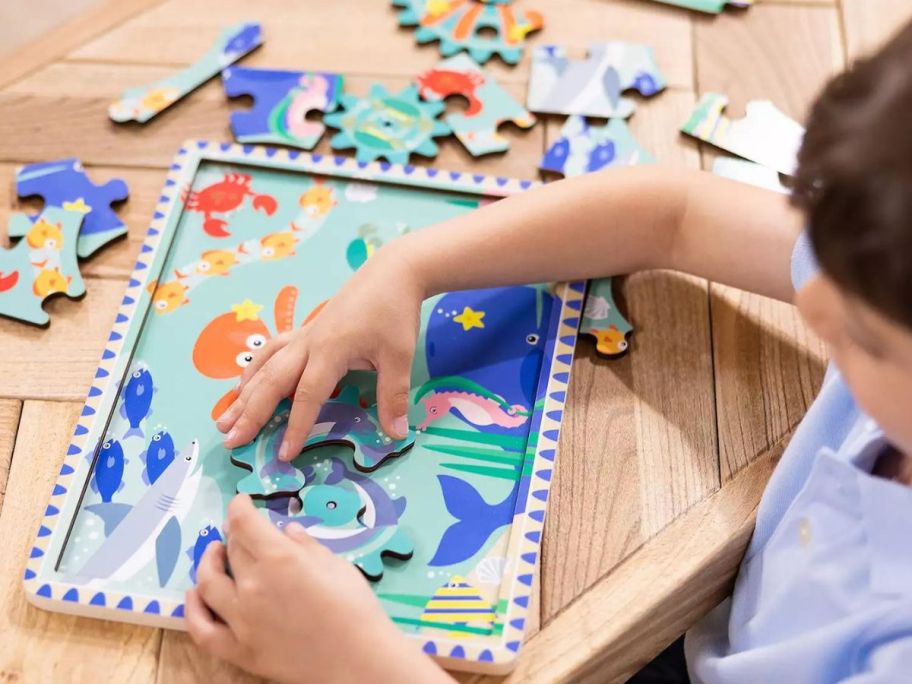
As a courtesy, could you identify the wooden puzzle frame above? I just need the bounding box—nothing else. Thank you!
[22,141,584,674]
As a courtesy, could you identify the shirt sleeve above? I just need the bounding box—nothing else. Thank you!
[791,231,819,292]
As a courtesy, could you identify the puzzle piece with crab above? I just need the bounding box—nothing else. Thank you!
[109,22,262,124]
[681,93,805,176]
[392,0,544,65]
[11,158,129,258]
[528,42,667,118]
[222,66,344,149]
[0,207,85,326]
[416,53,536,156]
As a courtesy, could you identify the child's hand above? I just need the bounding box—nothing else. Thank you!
[217,244,424,459]
[186,495,452,684]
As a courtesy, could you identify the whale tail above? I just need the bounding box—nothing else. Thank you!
[85,502,133,537]
[428,475,516,567]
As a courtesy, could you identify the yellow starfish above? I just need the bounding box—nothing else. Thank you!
[231,298,263,322]
[453,306,485,331]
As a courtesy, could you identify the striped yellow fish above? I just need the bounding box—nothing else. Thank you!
[421,576,495,627]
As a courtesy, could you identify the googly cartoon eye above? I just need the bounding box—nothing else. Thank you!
[353,416,361,423]
[103,441,111,449]
[200,528,209,537]
[326,501,337,510]
[246,333,266,350]
[152,433,162,441]
[155,300,168,310]
[133,370,142,378]
[526,333,540,345]
[263,247,274,258]
[618,340,628,351]
[198,261,210,272]
[235,351,254,368]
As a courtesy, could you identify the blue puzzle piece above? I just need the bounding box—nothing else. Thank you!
[0,207,85,326]
[13,159,129,258]
[222,66,344,150]
[540,116,655,177]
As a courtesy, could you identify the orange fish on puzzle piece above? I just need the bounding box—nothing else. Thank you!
[591,325,629,356]
[298,184,335,218]
[259,230,300,260]
[32,267,70,297]
[147,279,190,314]
[25,218,64,251]
[180,249,239,277]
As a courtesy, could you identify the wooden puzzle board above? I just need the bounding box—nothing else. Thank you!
[22,142,583,674]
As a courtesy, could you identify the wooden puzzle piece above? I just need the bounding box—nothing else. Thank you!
[681,93,805,176]
[263,458,413,581]
[527,42,667,118]
[12,159,129,258]
[580,277,632,357]
[540,116,655,177]
[648,0,753,14]
[713,157,788,194]
[416,53,536,156]
[392,0,544,65]
[222,66,344,150]
[230,387,416,498]
[0,207,86,327]
[324,84,451,164]
[109,22,262,123]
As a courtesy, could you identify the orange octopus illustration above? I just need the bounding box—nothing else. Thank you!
[192,286,327,419]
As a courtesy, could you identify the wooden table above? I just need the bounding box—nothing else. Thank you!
[0,1,909,681]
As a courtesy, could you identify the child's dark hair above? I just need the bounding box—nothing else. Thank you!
[792,20,912,329]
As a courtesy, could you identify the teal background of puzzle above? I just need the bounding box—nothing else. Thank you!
[55,159,562,639]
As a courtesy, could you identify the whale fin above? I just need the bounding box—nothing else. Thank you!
[428,475,510,567]
[393,496,407,519]
[156,516,182,587]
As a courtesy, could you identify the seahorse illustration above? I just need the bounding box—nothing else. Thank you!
[415,376,530,431]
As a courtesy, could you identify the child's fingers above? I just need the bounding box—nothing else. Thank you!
[195,542,239,624]
[283,521,321,550]
[226,494,290,559]
[278,362,339,461]
[222,350,306,448]
[376,347,414,440]
[185,588,244,665]
[237,332,293,393]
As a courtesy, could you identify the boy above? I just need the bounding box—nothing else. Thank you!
[187,20,912,683]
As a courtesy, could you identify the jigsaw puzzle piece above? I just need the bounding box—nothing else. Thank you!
[262,457,413,581]
[528,42,667,118]
[0,207,85,327]
[13,158,129,258]
[540,116,655,177]
[392,0,544,65]
[109,22,262,124]
[581,277,633,358]
[416,53,536,156]
[649,0,753,14]
[712,157,788,194]
[681,93,805,176]
[324,84,451,164]
[222,66,344,149]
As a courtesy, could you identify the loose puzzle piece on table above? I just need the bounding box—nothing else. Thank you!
[0,207,85,326]
[581,277,632,357]
[648,0,753,14]
[392,0,544,65]
[540,116,655,177]
[324,84,451,164]
[222,66,344,150]
[230,387,416,498]
[713,157,788,194]
[416,53,536,156]
[527,42,666,118]
[681,93,805,176]
[12,158,129,258]
[263,457,414,581]
[109,22,262,123]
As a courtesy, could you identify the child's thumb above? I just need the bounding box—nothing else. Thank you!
[377,350,413,441]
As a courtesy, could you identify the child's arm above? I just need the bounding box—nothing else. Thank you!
[218,166,803,456]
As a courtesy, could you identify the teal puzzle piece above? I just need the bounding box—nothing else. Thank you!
[416,53,536,157]
[231,387,415,498]
[0,207,85,327]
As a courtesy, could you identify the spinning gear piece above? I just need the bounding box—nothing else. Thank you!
[324,84,451,164]
[392,0,544,65]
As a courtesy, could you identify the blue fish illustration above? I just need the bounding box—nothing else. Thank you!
[222,23,262,61]
[187,524,223,584]
[429,474,520,567]
[540,136,570,172]
[91,438,125,503]
[80,439,201,586]
[423,286,555,434]
[143,429,175,485]
[121,366,154,440]
[587,139,616,173]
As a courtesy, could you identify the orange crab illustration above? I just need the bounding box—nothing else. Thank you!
[192,286,327,419]
[182,172,278,238]
[416,67,485,116]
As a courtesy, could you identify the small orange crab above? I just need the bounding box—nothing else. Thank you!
[182,173,278,238]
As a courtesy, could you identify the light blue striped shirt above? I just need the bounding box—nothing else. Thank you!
[686,233,912,682]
